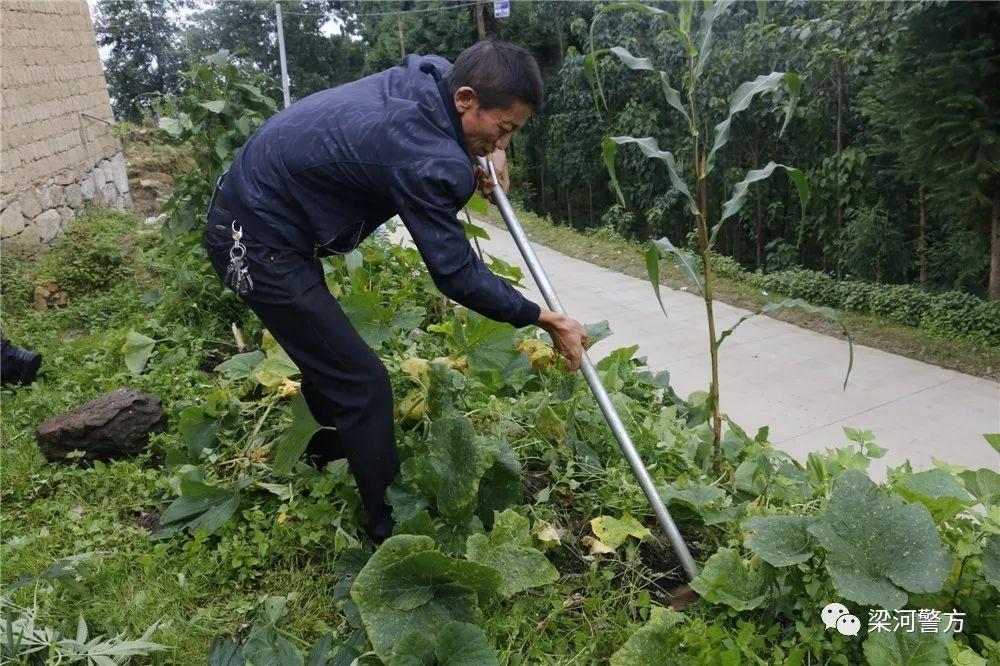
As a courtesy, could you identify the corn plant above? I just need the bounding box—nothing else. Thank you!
[587,0,852,465]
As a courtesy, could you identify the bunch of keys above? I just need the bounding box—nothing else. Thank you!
[224,221,254,296]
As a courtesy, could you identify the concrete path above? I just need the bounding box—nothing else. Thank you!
[389,222,1000,477]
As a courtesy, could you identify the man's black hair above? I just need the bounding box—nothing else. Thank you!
[446,40,544,112]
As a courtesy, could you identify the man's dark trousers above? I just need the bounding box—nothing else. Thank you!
[203,200,398,539]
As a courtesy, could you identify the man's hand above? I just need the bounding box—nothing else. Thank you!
[536,308,590,372]
[474,149,509,203]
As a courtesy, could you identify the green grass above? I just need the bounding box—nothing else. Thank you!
[486,206,999,381]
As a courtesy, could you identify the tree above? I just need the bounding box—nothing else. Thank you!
[94,0,189,121]
[861,2,1000,298]
[182,0,364,102]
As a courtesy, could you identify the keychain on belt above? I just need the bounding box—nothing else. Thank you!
[224,221,254,296]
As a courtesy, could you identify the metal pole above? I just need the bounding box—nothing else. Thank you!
[477,157,699,580]
[275,2,291,109]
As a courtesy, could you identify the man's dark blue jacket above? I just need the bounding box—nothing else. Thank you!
[222,54,541,329]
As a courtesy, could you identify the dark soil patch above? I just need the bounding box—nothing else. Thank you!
[135,511,163,532]
[199,347,227,374]
[521,468,552,500]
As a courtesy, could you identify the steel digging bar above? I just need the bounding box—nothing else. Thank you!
[477,156,699,580]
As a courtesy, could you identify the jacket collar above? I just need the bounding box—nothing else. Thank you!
[421,61,469,156]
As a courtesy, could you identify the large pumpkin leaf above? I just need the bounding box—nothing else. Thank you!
[214,350,265,380]
[122,331,156,374]
[862,630,947,666]
[251,356,300,388]
[390,632,436,666]
[610,607,687,666]
[432,622,498,665]
[958,467,1000,503]
[411,417,499,524]
[454,312,530,391]
[662,484,744,526]
[333,549,370,630]
[177,406,216,458]
[476,440,523,526]
[807,471,951,609]
[350,535,501,662]
[390,622,498,666]
[466,510,558,597]
[983,534,1000,592]
[743,515,816,567]
[341,290,425,349]
[892,469,973,523]
[689,548,766,610]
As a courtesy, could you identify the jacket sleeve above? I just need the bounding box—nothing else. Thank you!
[388,158,541,328]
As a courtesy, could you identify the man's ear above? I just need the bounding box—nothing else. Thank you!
[453,86,478,113]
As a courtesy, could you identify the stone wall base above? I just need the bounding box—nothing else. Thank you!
[1,151,132,257]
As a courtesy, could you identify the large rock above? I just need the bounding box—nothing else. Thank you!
[93,162,108,191]
[101,182,117,204]
[1,201,25,238]
[80,175,96,201]
[111,152,130,193]
[65,183,83,208]
[35,209,61,242]
[6,224,42,257]
[20,189,42,219]
[57,206,75,229]
[36,388,167,462]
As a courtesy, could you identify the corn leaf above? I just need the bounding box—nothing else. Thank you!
[714,161,808,246]
[694,0,736,79]
[607,136,697,214]
[645,244,668,318]
[653,236,704,296]
[706,73,801,173]
[608,46,689,125]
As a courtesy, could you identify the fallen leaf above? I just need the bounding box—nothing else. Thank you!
[581,535,615,555]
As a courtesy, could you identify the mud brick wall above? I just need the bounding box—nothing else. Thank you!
[1,0,132,256]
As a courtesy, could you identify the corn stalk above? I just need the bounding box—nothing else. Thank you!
[587,1,851,468]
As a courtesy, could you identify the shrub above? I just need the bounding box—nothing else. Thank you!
[839,279,878,313]
[867,283,936,327]
[838,203,911,283]
[752,268,842,308]
[0,252,32,318]
[600,204,637,239]
[707,252,743,281]
[32,209,140,295]
[921,292,1000,347]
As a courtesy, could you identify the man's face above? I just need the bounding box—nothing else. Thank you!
[453,86,532,157]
